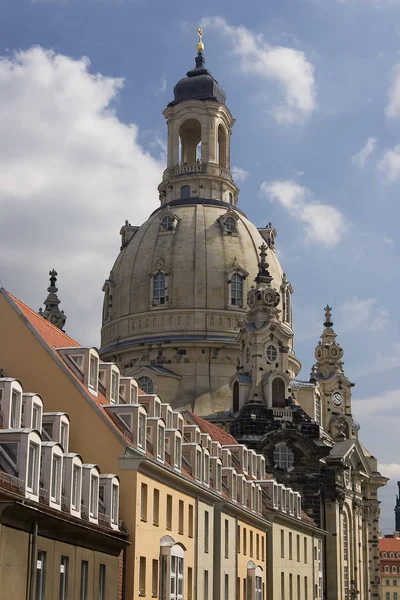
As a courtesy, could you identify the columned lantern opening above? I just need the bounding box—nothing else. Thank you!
[218,124,227,168]
[179,118,202,164]
[272,377,285,408]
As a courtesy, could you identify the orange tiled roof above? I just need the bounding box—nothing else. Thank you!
[4,291,140,446]
[187,412,238,446]
[380,537,400,552]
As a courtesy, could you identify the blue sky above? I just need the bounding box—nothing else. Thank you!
[0,0,400,531]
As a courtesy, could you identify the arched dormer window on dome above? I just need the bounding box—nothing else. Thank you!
[148,259,172,309]
[226,259,249,310]
[159,207,180,234]
[218,209,239,237]
[137,376,154,394]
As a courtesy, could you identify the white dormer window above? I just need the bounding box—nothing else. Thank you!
[27,441,40,494]
[157,425,165,461]
[211,458,222,493]
[72,464,81,510]
[175,436,182,470]
[111,371,119,403]
[119,377,138,404]
[196,449,202,481]
[40,442,63,509]
[82,464,100,523]
[161,404,173,429]
[89,355,99,392]
[99,363,120,403]
[51,454,62,503]
[11,390,21,428]
[140,394,161,417]
[0,379,23,429]
[60,422,69,453]
[138,412,146,450]
[173,412,184,433]
[90,474,99,518]
[32,403,42,430]
[203,451,210,486]
[112,483,119,525]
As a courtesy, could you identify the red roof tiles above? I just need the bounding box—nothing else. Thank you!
[186,412,238,446]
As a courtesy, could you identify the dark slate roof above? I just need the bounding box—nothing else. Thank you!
[169,52,226,107]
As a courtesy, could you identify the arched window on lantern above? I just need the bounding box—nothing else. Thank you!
[218,124,228,168]
[179,118,201,164]
[233,381,239,413]
[271,377,286,408]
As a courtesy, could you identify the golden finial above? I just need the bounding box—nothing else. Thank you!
[197,27,204,53]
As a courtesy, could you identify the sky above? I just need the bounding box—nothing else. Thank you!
[0,0,399,532]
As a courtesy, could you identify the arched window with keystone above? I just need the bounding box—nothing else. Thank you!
[148,259,172,309]
[226,259,249,309]
[218,209,240,236]
[159,207,180,234]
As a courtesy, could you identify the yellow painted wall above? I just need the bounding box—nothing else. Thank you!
[237,518,267,600]
[133,471,195,600]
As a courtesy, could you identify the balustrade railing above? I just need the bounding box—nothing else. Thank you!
[173,163,204,175]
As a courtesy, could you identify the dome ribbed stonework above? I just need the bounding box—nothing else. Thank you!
[100,199,286,414]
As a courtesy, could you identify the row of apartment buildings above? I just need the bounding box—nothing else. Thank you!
[0,287,326,600]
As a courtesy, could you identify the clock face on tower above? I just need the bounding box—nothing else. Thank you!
[331,391,343,407]
[50,315,60,325]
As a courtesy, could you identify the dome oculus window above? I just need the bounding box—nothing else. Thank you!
[265,344,277,363]
[218,210,239,236]
[137,376,154,394]
[225,216,236,233]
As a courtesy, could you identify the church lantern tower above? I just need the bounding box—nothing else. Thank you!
[99,31,289,414]
[158,28,238,207]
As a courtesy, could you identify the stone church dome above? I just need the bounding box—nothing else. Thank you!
[100,43,293,415]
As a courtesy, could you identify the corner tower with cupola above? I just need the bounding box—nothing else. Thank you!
[100,33,290,414]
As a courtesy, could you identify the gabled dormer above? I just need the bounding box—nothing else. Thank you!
[21,393,43,431]
[58,347,100,396]
[158,205,180,235]
[210,456,222,493]
[184,424,201,444]
[98,362,120,404]
[140,394,162,418]
[99,474,120,530]
[161,403,174,429]
[223,444,248,474]
[222,467,237,502]
[42,412,70,453]
[81,464,100,523]
[0,429,41,501]
[40,441,64,510]
[222,448,232,467]
[147,417,166,462]
[182,442,203,481]
[0,378,23,429]
[119,377,138,404]
[218,208,240,237]
[165,429,182,472]
[172,411,184,434]
[105,403,147,453]
[63,452,83,518]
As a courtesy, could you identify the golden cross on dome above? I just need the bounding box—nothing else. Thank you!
[197,27,204,53]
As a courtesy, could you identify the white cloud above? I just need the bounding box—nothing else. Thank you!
[353,389,400,417]
[0,47,162,344]
[386,64,400,118]
[201,16,317,124]
[351,137,377,168]
[231,166,250,183]
[379,144,400,181]
[155,76,167,95]
[339,297,390,331]
[260,180,346,246]
[353,343,400,378]
[379,463,400,480]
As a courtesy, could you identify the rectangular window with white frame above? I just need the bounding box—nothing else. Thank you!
[51,455,62,502]
[27,441,39,493]
[112,483,119,525]
[90,475,99,518]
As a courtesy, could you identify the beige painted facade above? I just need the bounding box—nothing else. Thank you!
[267,520,324,600]
[197,499,214,600]
[237,518,267,600]
[0,525,119,600]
